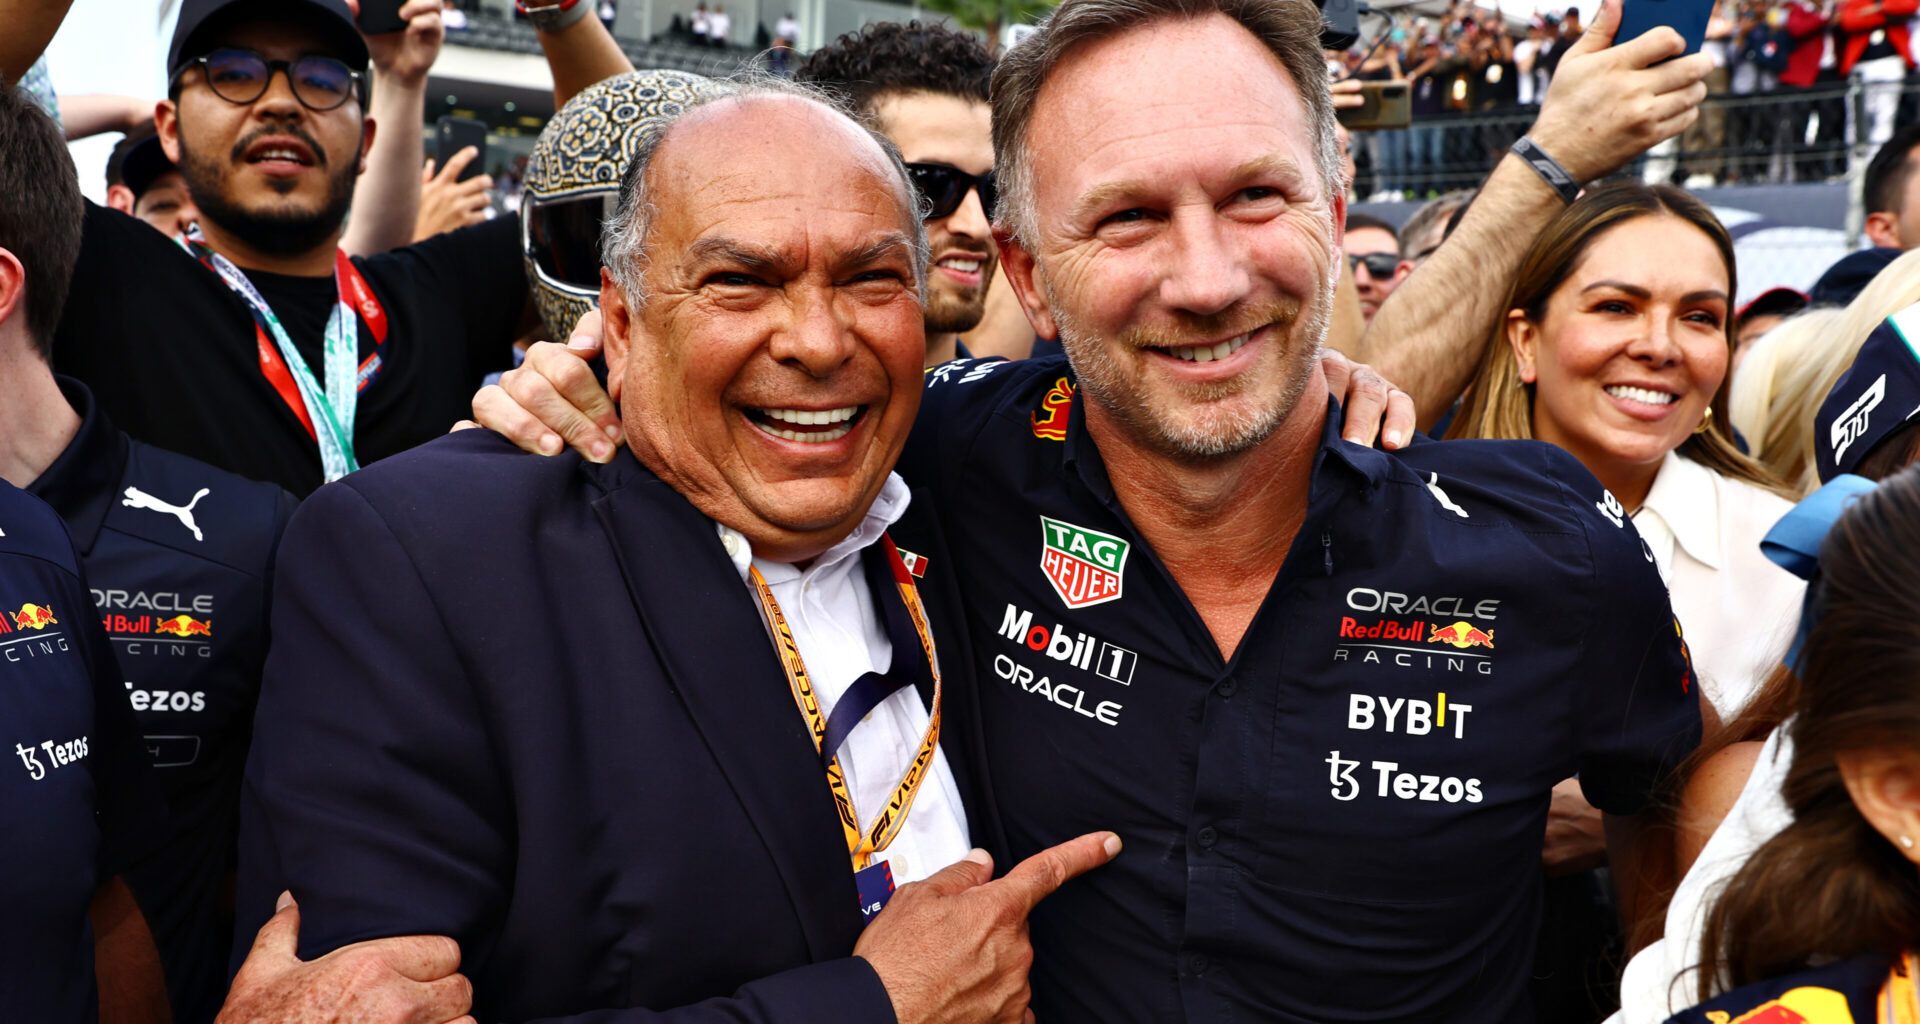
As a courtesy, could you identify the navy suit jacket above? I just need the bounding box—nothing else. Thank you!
[236,430,999,1023]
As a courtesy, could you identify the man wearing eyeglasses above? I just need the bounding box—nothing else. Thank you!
[1342,212,1414,322]
[798,22,999,367]
[47,0,633,500]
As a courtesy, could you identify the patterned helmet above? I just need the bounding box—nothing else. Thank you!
[522,69,726,341]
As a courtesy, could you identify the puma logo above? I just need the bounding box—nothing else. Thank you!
[122,486,210,542]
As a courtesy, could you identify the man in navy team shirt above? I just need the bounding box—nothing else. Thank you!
[480,0,1703,1019]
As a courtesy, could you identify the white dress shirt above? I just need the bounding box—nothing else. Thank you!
[715,473,971,886]
[1631,451,1804,722]
[1607,725,1796,1024]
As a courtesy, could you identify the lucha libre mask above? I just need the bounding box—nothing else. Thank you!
[522,68,726,341]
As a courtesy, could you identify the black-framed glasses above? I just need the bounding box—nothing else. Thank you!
[1347,251,1401,278]
[905,163,997,222]
[175,48,363,112]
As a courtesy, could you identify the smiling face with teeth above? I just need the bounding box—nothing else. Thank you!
[871,92,999,345]
[158,20,370,264]
[997,15,1343,464]
[600,94,928,564]
[1509,213,1732,505]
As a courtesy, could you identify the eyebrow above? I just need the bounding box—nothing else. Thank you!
[1581,280,1729,305]
[685,233,917,275]
[1070,154,1310,222]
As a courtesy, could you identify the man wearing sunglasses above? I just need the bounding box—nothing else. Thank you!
[799,22,999,367]
[1343,212,1414,321]
[46,0,633,500]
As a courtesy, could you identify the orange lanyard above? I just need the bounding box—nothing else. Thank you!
[748,535,943,871]
[1879,951,1920,1024]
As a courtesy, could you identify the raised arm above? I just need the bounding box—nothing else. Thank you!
[1357,0,1713,427]
[343,0,445,257]
[0,0,77,85]
[535,7,635,109]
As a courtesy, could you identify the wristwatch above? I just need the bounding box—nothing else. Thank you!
[517,0,591,32]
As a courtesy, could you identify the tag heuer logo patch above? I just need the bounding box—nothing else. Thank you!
[1039,516,1129,608]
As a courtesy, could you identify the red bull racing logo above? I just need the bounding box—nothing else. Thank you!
[1703,984,1853,1023]
[1039,516,1129,609]
[1428,621,1494,649]
[2,603,59,632]
[154,615,213,638]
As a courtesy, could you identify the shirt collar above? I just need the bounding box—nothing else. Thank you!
[25,376,126,556]
[715,472,913,584]
[1633,450,1723,571]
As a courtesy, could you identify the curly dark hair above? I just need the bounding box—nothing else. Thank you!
[796,21,993,118]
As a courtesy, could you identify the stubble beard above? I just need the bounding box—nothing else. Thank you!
[1052,271,1333,463]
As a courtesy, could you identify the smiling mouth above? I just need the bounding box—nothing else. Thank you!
[247,147,314,166]
[936,254,986,275]
[1155,331,1254,364]
[1605,385,1677,406]
[746,405,867,443]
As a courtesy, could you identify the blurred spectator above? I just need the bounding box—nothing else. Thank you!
[1351,37,1406,199]
[441,0,468,31]
[708,4,730,46]
[1400,186,1474,262]
[104,129,201,239]
[1344,211,1414,319]
[1810,246,1902,305]
[1836,0,1914,155]
[776,8,799,42]
[1732,286,1811,370]
[1863,122,1920,250]
[1681,0,1737,185]
[690,2,710,44]
[598,0,615,30]
[1728,306,1843,492]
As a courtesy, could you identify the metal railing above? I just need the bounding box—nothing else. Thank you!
[1352,78,1920,201]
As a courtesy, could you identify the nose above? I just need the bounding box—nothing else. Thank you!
[1626,312,1685,367]
[942,184,992,245]
[251,64,305,120]
[1157,206,1251,317]
[173,197,202,238]
[768,283,858,377]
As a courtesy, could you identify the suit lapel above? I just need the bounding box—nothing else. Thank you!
[589,458,864,962]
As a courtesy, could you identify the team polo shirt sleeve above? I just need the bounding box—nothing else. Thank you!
[1545,452,1703,815]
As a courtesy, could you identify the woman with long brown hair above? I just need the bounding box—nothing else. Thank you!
[1662,465,1920,1022]
[1447,181,1801,723]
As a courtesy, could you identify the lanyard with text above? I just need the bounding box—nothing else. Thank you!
[1879,952,1920,1024]
[748,535,943,874]
[180,226,390,482]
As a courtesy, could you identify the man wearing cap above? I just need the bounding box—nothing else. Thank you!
[104,129,201,239]
[46,0,633,498]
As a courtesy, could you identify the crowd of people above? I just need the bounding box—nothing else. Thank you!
[5,0,1920,1022]
[1336,0,1918,196]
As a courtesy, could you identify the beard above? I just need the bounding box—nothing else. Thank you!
[177,123,358,258]
[1054,273,1332,463]
[924,278,991,334]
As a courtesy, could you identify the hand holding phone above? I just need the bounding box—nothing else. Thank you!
[1614,0,1718,57]
[358,0,409,34]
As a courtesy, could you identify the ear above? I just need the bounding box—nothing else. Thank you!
[600,267,633,406]
[1507,308,1540,383]
[1864,211,1901,250]
[105,184,137,215]
[357,116,378,177]
[0,248,29,341]
[1837,749,1920,865]
[993,227,1058,342]
[155,99,183,164]
[1391,260,1415,287]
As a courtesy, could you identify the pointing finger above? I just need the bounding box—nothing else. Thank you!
[994,832,1121,915]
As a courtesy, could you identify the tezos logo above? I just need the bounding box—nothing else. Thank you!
[1039,516,1129,608]
[1832,373,1887,461]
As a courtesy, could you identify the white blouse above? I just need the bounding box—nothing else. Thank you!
[1630,451,1804,723]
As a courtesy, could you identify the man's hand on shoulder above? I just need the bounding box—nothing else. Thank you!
[1321,349,1415,449]
[466,312,624,462]
[217,893,475,1024]
[1528,0,1713,182]
[854,833,1121,1024]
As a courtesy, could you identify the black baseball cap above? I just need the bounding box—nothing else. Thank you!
[105,130,176,199]
[167,0,369,81]
[1809,247,1901,308]
[1816,301,1920,482]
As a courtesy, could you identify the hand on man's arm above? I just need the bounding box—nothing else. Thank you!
[1358,0,1712,427]
[216,893,475,1024]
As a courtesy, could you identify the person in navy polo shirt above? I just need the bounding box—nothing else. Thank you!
[477,1,1702,1020]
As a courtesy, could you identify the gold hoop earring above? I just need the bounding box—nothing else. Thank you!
[1694,406,1714,435]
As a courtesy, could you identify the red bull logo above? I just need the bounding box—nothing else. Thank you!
[9,603,58,631]
[1710,984,1853,1022]
[154,615,212,638]
[1428,621,1494,649]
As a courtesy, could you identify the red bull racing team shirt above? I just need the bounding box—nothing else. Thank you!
[890,356,1702,1024]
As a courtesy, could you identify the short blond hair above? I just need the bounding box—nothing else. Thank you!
[1728,308,1847,496]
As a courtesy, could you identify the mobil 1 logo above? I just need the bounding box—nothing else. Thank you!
[997,603,1137,685]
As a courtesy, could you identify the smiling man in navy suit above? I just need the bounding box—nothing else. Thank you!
[236,80,1118,1024]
